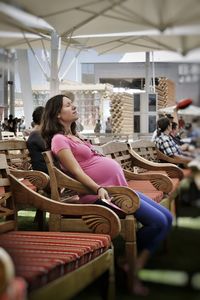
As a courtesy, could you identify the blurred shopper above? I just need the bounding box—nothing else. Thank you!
[105,117,112,133]
[94,119,101,134]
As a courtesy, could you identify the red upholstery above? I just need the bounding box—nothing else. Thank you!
[128,180,164,203]
[0,231,111,292]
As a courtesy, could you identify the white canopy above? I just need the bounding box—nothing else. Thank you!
[1,0,200,55]
[71,33,200,55]
[6,0,200,36]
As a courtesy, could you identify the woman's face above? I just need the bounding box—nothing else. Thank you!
[57,97,78,124]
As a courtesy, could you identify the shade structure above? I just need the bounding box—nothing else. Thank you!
[1,0,200,37]
[71,33,200,55]
[0,0,200,56]
[0,2,52,49]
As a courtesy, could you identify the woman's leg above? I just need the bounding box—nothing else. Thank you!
[131,192,173,295]
[134,191,173,254]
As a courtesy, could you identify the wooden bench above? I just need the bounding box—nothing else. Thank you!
[1,131,15,140]
[0,139,49,229]
[98,141,178,209]
[129,139,190,175]
[43,150,140,292]
[0,153,121,300]
[128,139,191,215]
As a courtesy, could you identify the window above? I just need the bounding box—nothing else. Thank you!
[82,63,94,74]
[149,115,156,133]
[149,94,156,111]
[134,94,140,111]
[134,115,140,133]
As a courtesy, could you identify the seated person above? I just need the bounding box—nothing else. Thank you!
[185,121,200,147]
[170,122,196,156]
[27,106,48,174]
[154,117,193,163]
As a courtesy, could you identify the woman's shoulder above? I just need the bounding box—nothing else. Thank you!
[52,133,72,145]
[52,133,66,140]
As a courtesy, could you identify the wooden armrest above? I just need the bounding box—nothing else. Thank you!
[9,174,121,239]
[105,186,140,214]
[156,149,191,166]
[10,169,49,190]
[54,168,140,214]
[123,169,173,193]
[129,149,184,179]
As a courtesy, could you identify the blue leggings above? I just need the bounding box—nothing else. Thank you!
[134,191,173,254]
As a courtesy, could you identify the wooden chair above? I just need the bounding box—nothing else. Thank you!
[0,139,31,170]
[43,150,140,292]
[128,140,184,180]
[98,141,179,212]
[1,131,15,140]
[0,153,121,300]
[129,139,190,175]
[0,139,47,229]
[128,139,192,214]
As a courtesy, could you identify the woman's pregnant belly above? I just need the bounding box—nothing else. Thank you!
[80,156,127,187]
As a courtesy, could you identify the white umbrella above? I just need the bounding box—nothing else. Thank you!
[178,105,200,116]
[2,0,200,38]
[71,33,200,55]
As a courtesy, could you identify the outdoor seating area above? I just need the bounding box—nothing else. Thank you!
[0,135,199,299]
[1,1,200,299]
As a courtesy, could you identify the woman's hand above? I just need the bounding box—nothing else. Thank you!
[97,187,110,201]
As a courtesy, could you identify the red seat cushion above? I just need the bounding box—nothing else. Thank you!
[128,180,164,203]
[0,231,111,292]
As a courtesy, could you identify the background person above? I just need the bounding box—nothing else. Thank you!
[94,119,101,134]
[155,117,193,163]
[27,106,48,174]
[105,117,112,133]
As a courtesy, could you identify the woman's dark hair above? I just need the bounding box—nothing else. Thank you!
[171,122,178,130]
[41,94,76,149]
[156,117,170,136]
[32,106,44,125]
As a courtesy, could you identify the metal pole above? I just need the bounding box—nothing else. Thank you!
[17,49,34,128]
[8,50,15,117]
[50,31,61,97]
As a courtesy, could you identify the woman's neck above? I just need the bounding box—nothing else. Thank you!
[164,129,170,135]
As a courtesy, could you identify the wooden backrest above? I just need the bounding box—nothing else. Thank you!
[129,139,158,162]
[0,140,31,170]
[0,154,16,234]
[43,151,92,202]
[100,141,134,171]
[42,151,61,201]
[1,131,15,140]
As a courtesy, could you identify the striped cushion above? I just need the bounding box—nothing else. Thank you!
[128,180,164,203]
[0,231,111,291]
